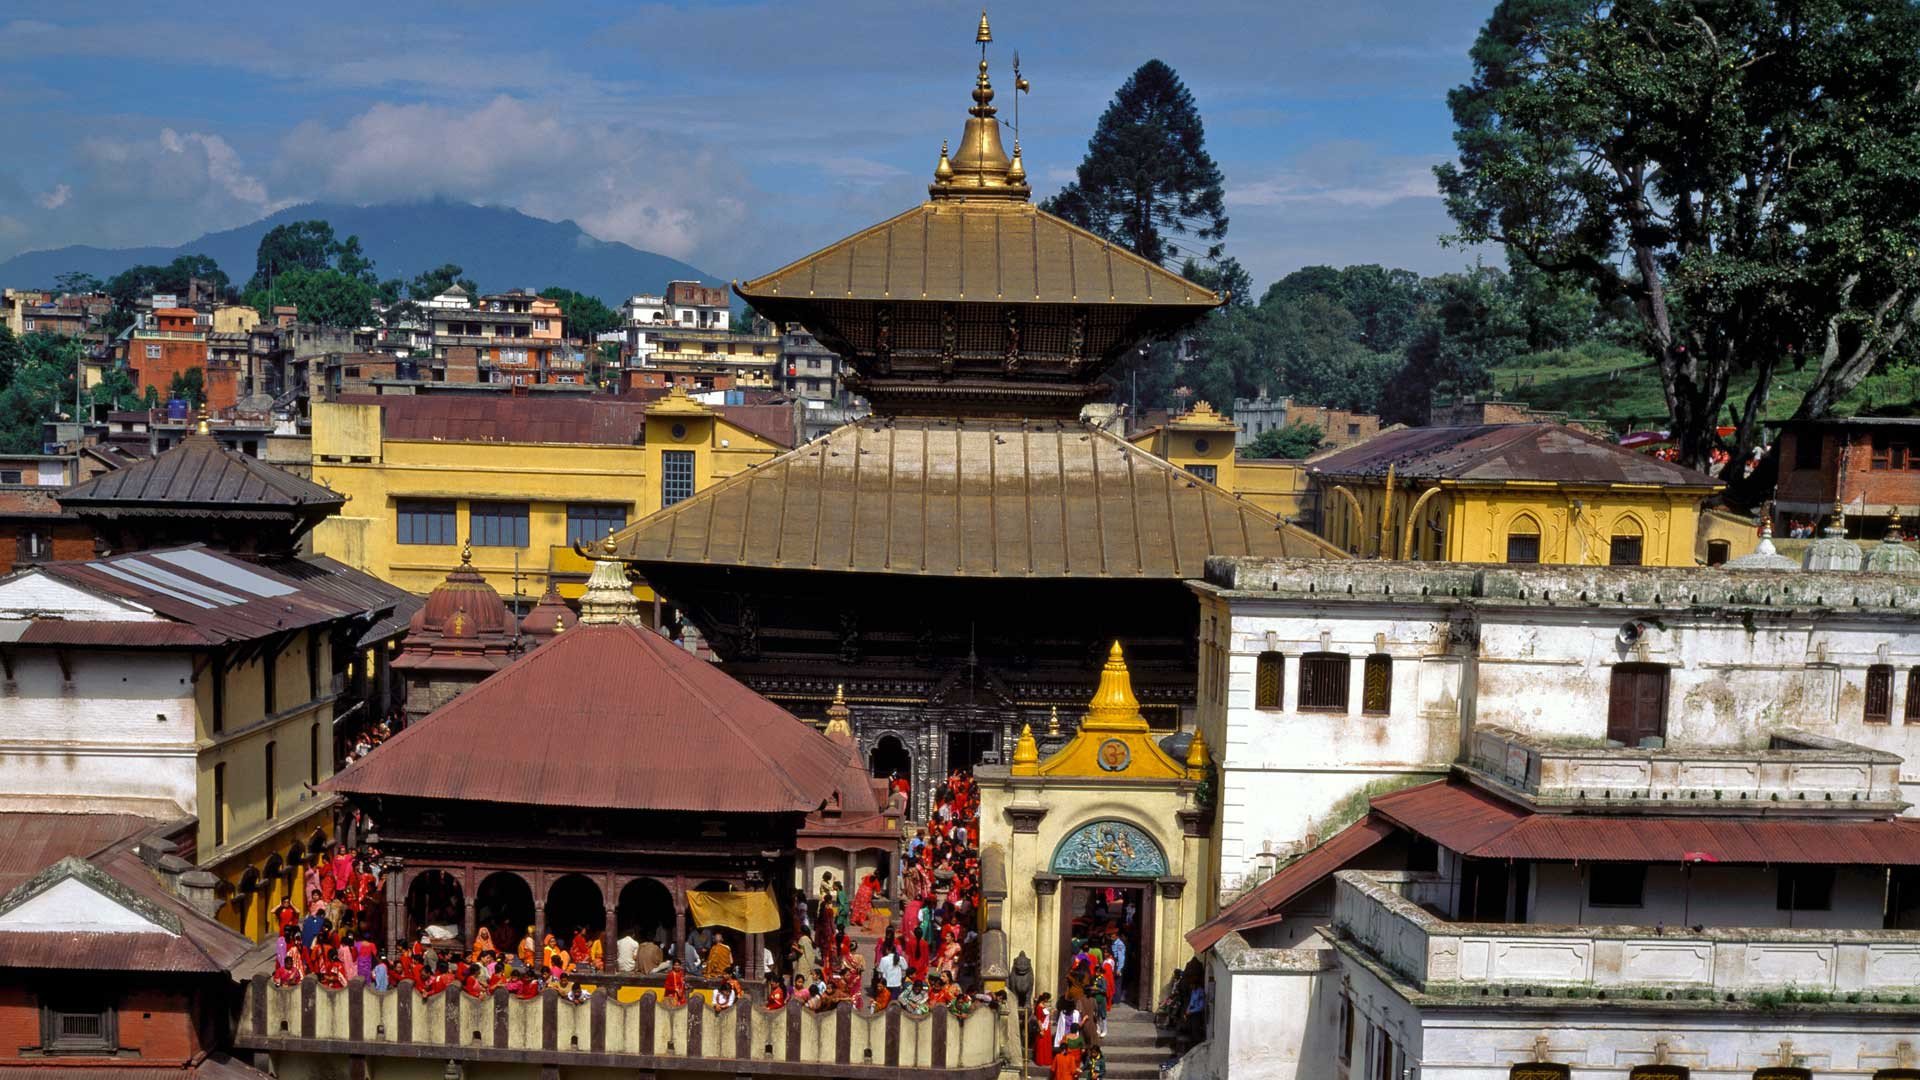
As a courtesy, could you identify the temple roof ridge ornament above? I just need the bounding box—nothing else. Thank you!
[929,11,1028,202]
[1016,640,1191,781]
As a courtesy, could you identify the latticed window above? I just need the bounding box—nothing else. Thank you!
[1298,653,1349,712]
[1865,664,1893,724]
[1362,654,1392,715]
[1254,652,1283,710]
[661,451,695,507]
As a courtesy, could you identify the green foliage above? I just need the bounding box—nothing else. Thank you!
[249,220,341,291]
[88,364,143,413]
[538,287,620,341]
[105,253,230,310]
[1180,257,1253,307]
[1265,264,1428,354]
[1041,59,1228,267]
[1244,422,1325,460]
[245,267,378,329]
[407,263,478,301]
[1385,267,1526,424]
[54,272,103,295]
[167,368,206,408]
[1438,0,1920,475]
[0,328,82,453]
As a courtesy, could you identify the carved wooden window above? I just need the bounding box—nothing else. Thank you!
[1752,1069,1813,1080]
[1908,668,1920,723]
[1509,1067,1571,1080]
[1298,653,1349,712]
[1865,664,1893,724]
[1362,654,1392,715]
[1607,664,1668,746]
[41,995,116,1055]
[1626,1069,1690,1080]
[1254,652,1283,710]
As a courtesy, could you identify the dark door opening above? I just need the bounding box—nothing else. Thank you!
[946,729,996,773]
[1608,664,1670,746]
[869,735,912,783]
[1057,881,1152,1008]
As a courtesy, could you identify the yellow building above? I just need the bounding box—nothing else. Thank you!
[212,303,262,334]
[1305,422,1727,565]
[644,326,783,389]
[1128,400,1318,524]
[976,642,1213,1020]
[309,389,790,602]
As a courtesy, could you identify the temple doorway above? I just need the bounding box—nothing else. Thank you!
[869,735,912,785]
[474,872,534,951]
[946,729,996,773]
[405,869,464,945]
[1057,881,1153,1007]
[617,877,677,947]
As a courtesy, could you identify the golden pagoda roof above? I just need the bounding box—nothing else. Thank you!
[1014,641,1193,780]
[607,416,1343,578]
[736,199,1219,308]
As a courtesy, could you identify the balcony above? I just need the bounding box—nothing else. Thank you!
[1465,725,1906,813]
[238,977,1002,1077]
[132,329,207,342]
[1332,870,1920,1003]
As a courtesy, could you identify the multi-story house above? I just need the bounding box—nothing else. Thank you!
[621,279,730,365]
[1774,416,1920,541]
[429,291,572,385]
[127,308,222,408]
[627,326,782,392]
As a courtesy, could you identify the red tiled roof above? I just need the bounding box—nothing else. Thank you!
[715,404,795,449]
[1186,816,1394,954]
[324,622,862,814]
[1377,780,1920,865]
[1308,423,1721,488]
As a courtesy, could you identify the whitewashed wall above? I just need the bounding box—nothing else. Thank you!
[0,650,198,815]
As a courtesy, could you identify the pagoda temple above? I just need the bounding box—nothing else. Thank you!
[609,17,1343,817]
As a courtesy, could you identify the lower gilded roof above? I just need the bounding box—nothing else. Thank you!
[609,417,1344,578]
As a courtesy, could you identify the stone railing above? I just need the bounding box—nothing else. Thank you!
[240,977,1002,1077]
[1333,871,1920,999]
[1467,726,1906,810]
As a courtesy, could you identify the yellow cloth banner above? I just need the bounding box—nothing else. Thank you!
[686,889,782,933]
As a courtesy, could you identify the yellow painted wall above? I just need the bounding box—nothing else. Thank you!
[1233,459,1312,522]
[1130,425,1237,490]
[192,629,337,939]
[212,305,262,334]
[1697,506,1761,564]
[309,401,784,601]
[1314,477,1715,566]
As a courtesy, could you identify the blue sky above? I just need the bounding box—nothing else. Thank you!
[0,1,1496,292]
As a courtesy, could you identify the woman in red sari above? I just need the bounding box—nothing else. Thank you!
[662,959,689,1006]
[1031,992,1055,1069]
[849,872,877,929]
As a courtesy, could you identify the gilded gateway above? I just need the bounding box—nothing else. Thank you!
[608,17,1341,815]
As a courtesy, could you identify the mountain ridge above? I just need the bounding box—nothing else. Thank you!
[0,200,720,306]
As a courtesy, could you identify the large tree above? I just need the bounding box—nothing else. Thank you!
[538,287,620,341]
[1438,0,1920,474]
[408,263,477,300]
[1042,59,1228,267]
[247,267,377,329]
[0,329,82,453]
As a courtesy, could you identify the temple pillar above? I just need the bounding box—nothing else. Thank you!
[462,897,475,943]
[846,849,858,897]
[603,906,618,966]
[673,874,687,957]
[748,931,764,978]
[803,849,817,894]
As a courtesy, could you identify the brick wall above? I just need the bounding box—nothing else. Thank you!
[0,983,202,1063]
[0,522,95,575]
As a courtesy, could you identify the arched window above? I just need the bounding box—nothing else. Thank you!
[1362,654,1391,715]
[1865,664,1893,724]
[1254,652,1283,710]
[1610,515,1645,566]
[1505,515,1541,564]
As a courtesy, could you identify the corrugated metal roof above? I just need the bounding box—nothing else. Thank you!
[737,200,1220,308]
[0,930,225,973]
[610,417,1343,578]
[1308,424,1721,488]
[345,394,796,450]
[61,434,342,511]
[1187,816,1394,954]
[325,622,869,814]
[0,812,156,896]
[1376,780,1920,865]
[256,554,422,647]
[0,1057,268,1080]
[26,545,363,647]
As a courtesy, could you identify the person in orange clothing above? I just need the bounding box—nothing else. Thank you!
[1050,1021,1084,1080]
[662,958,689,1006]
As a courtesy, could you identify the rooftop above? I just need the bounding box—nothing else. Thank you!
[61,431,343,516]
[338,394,795,450]
[325,621,879,815]
[609,417,1342,579]
[1307,423,1721,488]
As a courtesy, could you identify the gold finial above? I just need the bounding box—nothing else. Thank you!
[823,684,852,738]
[1185,728,1211,776]
[1046,704,1060,738]
[929,13,1027,201]
[1890,506,1905,542]
[602,524,618,556]
[194,403,211,436]
[1007,141,1026,184]
[1083,641,1149,732]
[1011,722,1039,774]
[833,683,847,705]
[934,139,954,182]
[975,10,991,43]
[1831,500,1847,536]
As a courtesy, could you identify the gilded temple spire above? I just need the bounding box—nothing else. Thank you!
[930,11,1028,201]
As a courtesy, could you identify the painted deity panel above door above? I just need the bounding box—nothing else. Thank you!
[1051,820,1168,878]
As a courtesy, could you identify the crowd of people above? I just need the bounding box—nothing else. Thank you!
[267,842,388,990]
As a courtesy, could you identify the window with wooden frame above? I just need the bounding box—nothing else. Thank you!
[1298,652,1350,712]
[1866,664,1894,724]
[1506,515,1541,564]
[1362,654,1392,715]
[1870,436,1912,471]
[41,994,116,1055]
[1608,664,1669,746]
[1254,652,1284,710]
[1908,668,1920,723]
[1792,432,1822,470]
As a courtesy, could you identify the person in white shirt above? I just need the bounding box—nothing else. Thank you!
[877,947,907,994]
[615,932,640,973]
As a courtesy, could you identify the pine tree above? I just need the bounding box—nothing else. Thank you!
[1042,60,1228,267]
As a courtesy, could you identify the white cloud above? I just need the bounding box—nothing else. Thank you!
[272,96,755,262]
[1232,142,1442,211]
[35,183,70,210]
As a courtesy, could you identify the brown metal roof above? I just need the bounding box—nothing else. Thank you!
[255,554,422,648]
[737,200,1220,308]
[1187,816,1395,954]
[610,417,1344,578]
[0,813,157,896]
[61,434,343,512]
[325,622,864,814]
[342,394,794,449]
[1308,424,1722,488]
[14,545,364,648]
[0,930,226,973]
[1375,780,1920,864]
